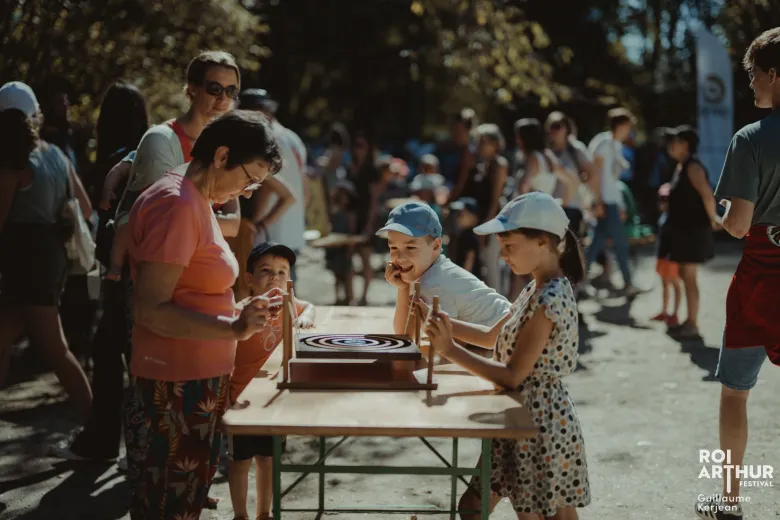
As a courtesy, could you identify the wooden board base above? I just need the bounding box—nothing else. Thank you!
[277,358,438,391]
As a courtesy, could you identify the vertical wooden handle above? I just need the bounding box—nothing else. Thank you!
[428,295,439,385]
[286,279,294,358]
[413,282,421,346]
[282,287,292,383]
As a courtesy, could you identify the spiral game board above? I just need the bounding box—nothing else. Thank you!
[295,334,422,360]
[278,281,438,390]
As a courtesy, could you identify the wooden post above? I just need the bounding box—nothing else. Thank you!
[428,296,439,385]
[413,282,421,346]
[282,282,292,383]
[287,280,295,358]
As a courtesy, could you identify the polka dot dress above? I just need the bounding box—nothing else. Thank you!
[474,277,590,516]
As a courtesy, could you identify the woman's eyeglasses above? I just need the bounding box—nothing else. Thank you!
[203,81,240,99]
[241,164,263,191]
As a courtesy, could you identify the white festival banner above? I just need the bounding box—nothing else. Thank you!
[695,25,734,187]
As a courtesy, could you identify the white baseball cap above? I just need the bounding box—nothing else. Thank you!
[474,192,570,239]
[0,81,40,117]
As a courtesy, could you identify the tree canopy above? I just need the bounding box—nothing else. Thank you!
[0,0,267,123]
[0,0,770,145]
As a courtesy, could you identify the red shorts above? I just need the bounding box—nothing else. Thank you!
[656,258,679,281]
[725,225,780,365]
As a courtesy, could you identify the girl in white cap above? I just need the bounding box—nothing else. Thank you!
[423,192,590,519]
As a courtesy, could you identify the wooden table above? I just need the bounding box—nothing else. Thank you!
[222,306,536,519]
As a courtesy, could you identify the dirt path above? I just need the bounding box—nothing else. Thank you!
[2,244,779,519]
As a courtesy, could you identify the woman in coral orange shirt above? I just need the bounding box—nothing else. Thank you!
[124,110,284,520]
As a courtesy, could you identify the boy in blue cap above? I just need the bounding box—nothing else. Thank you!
[378,201,510,336]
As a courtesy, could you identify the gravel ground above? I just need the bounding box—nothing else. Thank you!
[1,242,779,520]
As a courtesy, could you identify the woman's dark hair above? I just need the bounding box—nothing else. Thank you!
[351,129,372,148]
[514,118,545,154]
[191,110,283,174]
[329,122,349,148]
[95,81,148,166]
[0,109,37,170]
[498,227,585,284]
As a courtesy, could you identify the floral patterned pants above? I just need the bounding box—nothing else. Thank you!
[124,374,230,520]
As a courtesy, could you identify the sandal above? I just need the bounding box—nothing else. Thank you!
[205,496,219,509]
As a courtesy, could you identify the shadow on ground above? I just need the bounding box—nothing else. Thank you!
[10,462,129,520]
[593,298,652,330]
[669,335,719,382]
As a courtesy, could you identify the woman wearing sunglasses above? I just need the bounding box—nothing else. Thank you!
[113,50,243,239]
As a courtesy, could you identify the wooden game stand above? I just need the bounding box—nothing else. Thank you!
[278,281,439,390]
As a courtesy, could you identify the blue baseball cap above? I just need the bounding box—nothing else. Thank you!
[376,201,443,238]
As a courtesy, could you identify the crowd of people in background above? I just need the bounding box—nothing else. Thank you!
[306,103,719,333]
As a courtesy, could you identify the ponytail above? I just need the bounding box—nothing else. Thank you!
[559,228,585,285]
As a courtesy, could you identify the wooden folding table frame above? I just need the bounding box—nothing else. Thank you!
[222,306,537,520]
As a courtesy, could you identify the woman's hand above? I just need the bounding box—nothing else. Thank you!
[232,288,284,340]
[385,262,407,289]
[424,310,454,355]
[100,160,132,210]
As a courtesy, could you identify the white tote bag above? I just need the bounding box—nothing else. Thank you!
[60,170,96,273]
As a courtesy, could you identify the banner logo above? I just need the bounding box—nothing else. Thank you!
[703,74,726,104]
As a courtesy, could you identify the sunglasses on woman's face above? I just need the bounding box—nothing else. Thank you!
[203,81,240,99]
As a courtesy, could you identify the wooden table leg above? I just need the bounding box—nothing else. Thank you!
[319,437,326,513]
[273,435,283,519]
[480,439,491,519]
[451,438,459,520]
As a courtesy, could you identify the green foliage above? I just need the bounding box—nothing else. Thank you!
[248,0,572,141]
[4,0,759,145]
[417,0,570,108]
[719,0,780,128]
[0,0,267,124]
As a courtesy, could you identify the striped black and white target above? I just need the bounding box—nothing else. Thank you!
[301,334,411,351]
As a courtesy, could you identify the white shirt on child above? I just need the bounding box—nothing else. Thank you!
[417,254,511,327]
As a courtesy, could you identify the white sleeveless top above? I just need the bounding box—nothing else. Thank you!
[528,151,558,195]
